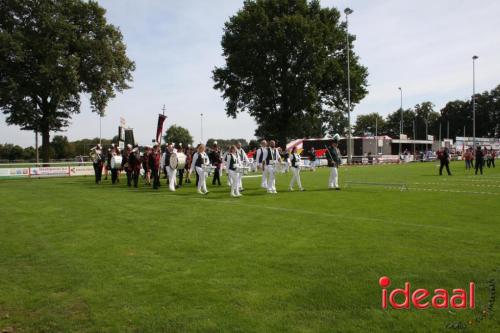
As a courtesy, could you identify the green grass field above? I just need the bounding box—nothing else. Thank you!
[1,162,499,332]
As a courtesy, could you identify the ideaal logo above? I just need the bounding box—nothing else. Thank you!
[379,276,475,309]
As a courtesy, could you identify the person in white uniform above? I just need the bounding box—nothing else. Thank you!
[236,142,249,191]
[264,140,281,194]
[190,144,210,195]
[226,145,242,197]
[255,140,268,189]
[288,146,304,191]
[166,143,177,191]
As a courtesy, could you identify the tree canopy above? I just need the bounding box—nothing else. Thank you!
[213,0,368,146]
[354,113,385,136]
[0,0,135,161]
[163,125,194,148]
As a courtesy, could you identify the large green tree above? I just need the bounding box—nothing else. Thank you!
[413,101,440,139]
[0,0,135,162]
[51,135,75,159]
[323,110,348,138]
[354,112,385,136]
[163,125,194,148]
[384,109,416,139]
[213,0,368,146]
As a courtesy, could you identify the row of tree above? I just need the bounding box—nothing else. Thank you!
[0,136,112,162]
[0,124,253,161]
[2,0,498,163]
[351,84,500,140]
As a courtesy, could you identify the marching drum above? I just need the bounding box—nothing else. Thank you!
[235,166,250,174]
[275,161,286,174]
[110,154,122,169]
[169,152,187,170]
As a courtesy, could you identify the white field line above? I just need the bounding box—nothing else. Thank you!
[452,177,500,182]
[413,182,500,188]
[406,187,500,196]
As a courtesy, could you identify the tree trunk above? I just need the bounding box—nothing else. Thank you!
[41,128,50,164]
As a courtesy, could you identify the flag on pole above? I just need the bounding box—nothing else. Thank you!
[156,114,167,144]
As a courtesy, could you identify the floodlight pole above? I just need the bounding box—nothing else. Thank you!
[345,8,353,164]
[472,55,478,149]
[99,114,102,145]
[425,119,428,151]
[35,130,39,164]
[413,119,416,155]
[200,113,204,144]
[398,87,403,156]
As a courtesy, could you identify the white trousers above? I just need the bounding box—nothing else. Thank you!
[266,165,276,192]
[329,167,338,188]
[195,166,207,192]
[167,166,176,191]
[260,166,267,188]
[289,167,302,190]
[228,170,240,196]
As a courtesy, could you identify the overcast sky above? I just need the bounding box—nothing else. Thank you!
[1,0,500,147]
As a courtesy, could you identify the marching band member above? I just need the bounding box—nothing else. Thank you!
[185,145,193,184]
[161,145,169,179]
[104,146,112,180]
[255,140,268,188]
[265,140,280,194]
[166,143,177,191]
[122,144,133,187]
[128,145,142,188]
[326,137,342,190]
[176,144,185,187]
[90,144,104,184]
[149,143,161,189]
[110,146,121,184]
[226,145,242,197]
[190,144,210,195]
[142,146,152,185]
[236,142,249,191]
[210,142,222,186]
[288,147,304,191]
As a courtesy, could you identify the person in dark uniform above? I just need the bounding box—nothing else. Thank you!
[128,146,142,188]
[185,146,193,184]
[475,146,484,175]
[150,143,161,189]
[142,146,151,185]
[104,147,112,180]
[326,138,342,190]
[122,144,133,186]
[308,147,317,171]
[91,144,104,184]
[438,147,452,176]
[210,143,222,186]
[367,152,374,165]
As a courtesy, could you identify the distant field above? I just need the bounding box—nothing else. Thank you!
[1,162,499,332]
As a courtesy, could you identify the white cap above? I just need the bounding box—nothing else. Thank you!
[127,144,132,148]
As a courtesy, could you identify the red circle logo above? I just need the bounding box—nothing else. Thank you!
[379,276,391,288]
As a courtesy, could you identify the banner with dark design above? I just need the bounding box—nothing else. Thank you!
[156,114,166,144]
